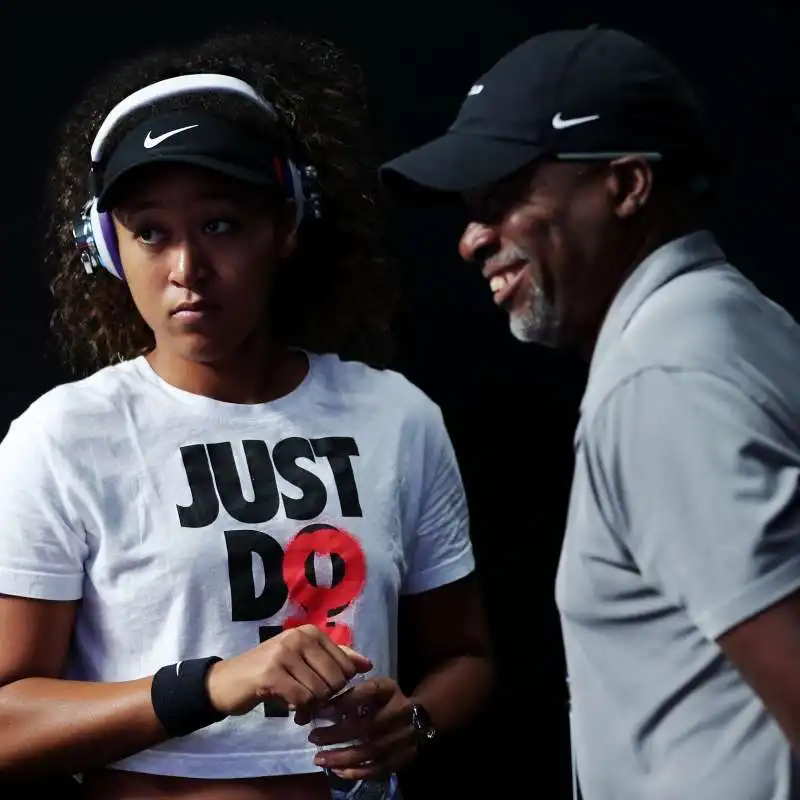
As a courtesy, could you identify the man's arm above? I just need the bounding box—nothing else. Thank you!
[718,592,800,751]
[593,366,800,748]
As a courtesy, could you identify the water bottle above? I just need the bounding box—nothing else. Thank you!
[310,686,399,800]
[326,770,399,800]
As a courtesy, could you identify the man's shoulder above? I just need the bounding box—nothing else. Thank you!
[583,263,800,425]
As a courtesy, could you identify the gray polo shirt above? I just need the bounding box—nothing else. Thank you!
[556,230,800,800]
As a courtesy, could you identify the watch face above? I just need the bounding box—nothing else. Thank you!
[412,704,436,741]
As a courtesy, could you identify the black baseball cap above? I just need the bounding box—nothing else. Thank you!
[96,110,283,211]
[379,27,718,199]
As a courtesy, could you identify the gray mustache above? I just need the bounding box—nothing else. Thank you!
[485,249,529,269]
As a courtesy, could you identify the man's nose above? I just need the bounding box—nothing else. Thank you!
[458,222,497,264]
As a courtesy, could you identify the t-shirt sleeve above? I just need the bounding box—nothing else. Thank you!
[0,409,88,601]
[591,367,800,640]
[401,402,475,595]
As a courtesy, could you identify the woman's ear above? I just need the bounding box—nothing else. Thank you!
[277,200,299,259]
[279,226,298,259]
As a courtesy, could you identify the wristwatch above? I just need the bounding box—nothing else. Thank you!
[410,703,437,748]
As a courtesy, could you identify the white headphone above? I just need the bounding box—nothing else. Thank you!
[72,73,320,280]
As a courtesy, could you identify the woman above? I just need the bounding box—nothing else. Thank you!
[0,23,493,800]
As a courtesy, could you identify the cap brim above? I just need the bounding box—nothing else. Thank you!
[97,155,279,212]
[379,132,543,202]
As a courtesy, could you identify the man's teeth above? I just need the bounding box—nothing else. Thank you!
[490,269,520,292]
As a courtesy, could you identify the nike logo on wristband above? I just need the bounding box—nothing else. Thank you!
[175,661,183,677]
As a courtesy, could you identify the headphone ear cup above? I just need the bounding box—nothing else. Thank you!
[285,160,305,228]
[89,200,125,280]
[285,161,322,228]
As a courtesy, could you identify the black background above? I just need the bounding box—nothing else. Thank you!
[0,1,797,796]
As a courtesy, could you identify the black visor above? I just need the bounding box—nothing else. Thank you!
[96,110,282,211]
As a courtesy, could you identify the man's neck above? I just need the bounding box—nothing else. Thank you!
[577,206,706,362]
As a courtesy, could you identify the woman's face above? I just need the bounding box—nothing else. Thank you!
[112,163,295,364]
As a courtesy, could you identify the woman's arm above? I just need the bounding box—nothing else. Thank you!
[0,595,167,778]
[0,595,371,780]
[402,572,494,733]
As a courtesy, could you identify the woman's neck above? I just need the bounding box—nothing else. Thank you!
[146,338,309,405]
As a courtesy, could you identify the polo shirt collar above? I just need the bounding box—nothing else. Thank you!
[585,230,726,399]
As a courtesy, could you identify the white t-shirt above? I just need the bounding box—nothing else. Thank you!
[0,352,474,779]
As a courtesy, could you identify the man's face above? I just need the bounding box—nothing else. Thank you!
[460,159,642,352]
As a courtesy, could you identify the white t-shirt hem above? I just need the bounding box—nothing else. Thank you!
[402,547,475,595]
[0,567,82,601]
[109,745,323,779]
[697,553,800,640]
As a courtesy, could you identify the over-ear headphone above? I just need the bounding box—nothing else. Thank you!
[72,73,322,280]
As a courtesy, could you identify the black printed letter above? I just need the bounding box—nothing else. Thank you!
[312,437,362,517]
[273,437,327,520]
[176,444,219,528]
[224,529,288,622]
[208,441,280,524]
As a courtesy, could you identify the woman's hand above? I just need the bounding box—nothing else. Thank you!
[205,625,373,716]
[303,676,419,781]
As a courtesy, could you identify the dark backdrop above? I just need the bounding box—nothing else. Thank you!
[0,1,797,796]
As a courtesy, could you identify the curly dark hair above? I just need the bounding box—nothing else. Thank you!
[43,24,396,376]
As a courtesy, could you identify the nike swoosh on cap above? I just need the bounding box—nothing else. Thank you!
[143,124,199,149]
[552,112,600,130]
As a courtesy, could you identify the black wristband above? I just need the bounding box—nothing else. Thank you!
[151,657,227,737]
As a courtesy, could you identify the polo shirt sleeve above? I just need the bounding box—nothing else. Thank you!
[589,367,800,641]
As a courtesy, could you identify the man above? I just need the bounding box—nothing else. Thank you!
[379,26,800,800]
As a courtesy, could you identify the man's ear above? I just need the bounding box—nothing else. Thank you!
[608,155,654,218]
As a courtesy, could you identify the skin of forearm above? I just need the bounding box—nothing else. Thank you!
[0,676,170,779]
[409,653,494,733]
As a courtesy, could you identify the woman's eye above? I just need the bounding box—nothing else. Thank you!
[204,219,235,235]
[135,227,166,245]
